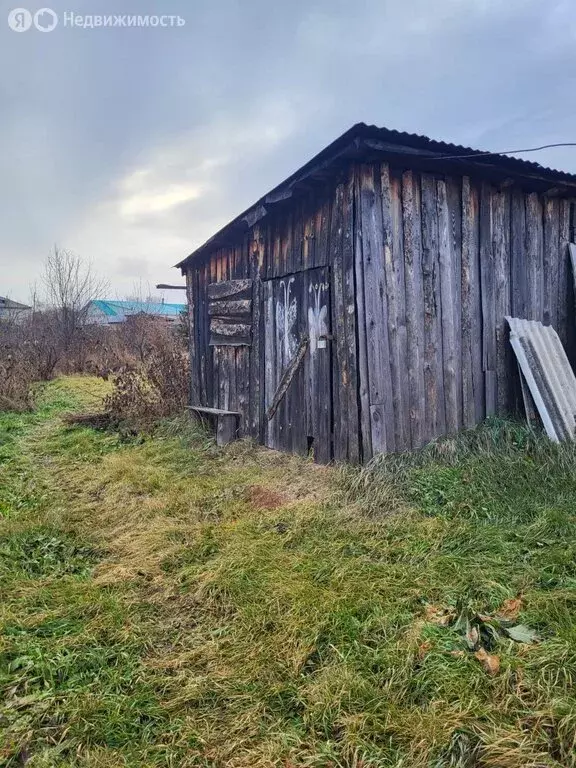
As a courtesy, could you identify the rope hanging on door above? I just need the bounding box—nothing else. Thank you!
[265,336,310,422]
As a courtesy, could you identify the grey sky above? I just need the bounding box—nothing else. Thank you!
[1,0,575,304]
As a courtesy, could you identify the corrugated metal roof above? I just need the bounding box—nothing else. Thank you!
[506,317,576,442]
[353,124,576,184]
[177,122,576,269]
[89,300,186,321]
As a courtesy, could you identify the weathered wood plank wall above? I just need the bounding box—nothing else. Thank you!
[185,161,576,463]
[355,163,576,460]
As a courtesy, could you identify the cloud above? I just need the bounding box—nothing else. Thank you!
[61,97,301,295]
[1,0,576,301]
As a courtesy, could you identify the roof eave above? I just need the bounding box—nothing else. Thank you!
[176,123,576,271]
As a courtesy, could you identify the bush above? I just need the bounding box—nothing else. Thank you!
[103,317,189,420]
[0,310,189,415]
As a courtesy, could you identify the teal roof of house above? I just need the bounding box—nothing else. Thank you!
[89,300,186,321]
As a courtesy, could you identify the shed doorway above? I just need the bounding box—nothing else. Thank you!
[263,267,333,462]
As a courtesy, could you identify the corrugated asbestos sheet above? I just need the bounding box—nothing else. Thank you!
[569,243,576,297]
[506,317,576,442]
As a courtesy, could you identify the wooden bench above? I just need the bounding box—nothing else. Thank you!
[186,406,240,446]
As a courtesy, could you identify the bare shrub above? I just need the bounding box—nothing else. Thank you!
[0,310,61,409]
[0,345,34,411]
[0,247,190,415]
[103,318,189,421]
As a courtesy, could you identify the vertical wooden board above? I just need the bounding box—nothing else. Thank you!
[186,268,199,405]
[249,226,263,439]
[210,254,218,284]
[195,264,206,406]
[236,347,249,436]
[274,276,286,448]
[461,177,484,426]
[446,177,463,427]
[330,182,347,461]
[342,171,361,462]
[205,263,214,407]
[279,272,298,451]
[216,346,229,411]
[265,221,274,279]
[282,210,293,276]
[402,170,426,448]
[280,217,288,277]
[227,347,237,411]
[479,182,496,416]
[316,197,331,268]
[437,178,458,434]
[460,177,474,427]
[558,199,571,347]
[270,219,281,280]
[282,208,292,276]
[314,269,333,463]
[231,244,239,279]
[212,344,220,409]
[196,267,205,404]
[263,279,277,448]
[195,264,203,405]
[525,192,544,319]
[243,238,252,279]
[206,258,217,406]
[491,189,511,413]
[388,170,410,450]
[228,248,234,280]
[353,166,373,461]
[286,271,307,455]
[421,173,446,439]
[191,267,201,404]
[312,205,322,271]
[292,201,305,275]
[510,189,527,319]
[238,240,247,279]
[360,163,394,454]
[302,204,315,271]
[543,197,560,329]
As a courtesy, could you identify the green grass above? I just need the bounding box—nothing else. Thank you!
[1,378,576,766]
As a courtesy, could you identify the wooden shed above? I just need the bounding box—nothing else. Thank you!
[177,123,576,462]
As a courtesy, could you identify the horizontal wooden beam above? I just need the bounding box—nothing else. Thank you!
[208,299,252,317]
[207,278,252,300]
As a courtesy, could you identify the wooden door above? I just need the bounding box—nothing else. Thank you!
[263,267,332,462]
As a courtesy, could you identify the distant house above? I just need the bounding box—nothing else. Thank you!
[0,296,31,321]
[85,299,186,325]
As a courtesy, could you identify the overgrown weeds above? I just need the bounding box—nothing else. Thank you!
[0,307,189,414]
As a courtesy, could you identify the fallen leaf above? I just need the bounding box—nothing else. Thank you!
[474,647,500,675]
[450,650,466,658]
[465,624,480,650]
[497,597,523,621]
[424,604,453,625]
[417,641,432,659]
[502,624,539,644]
